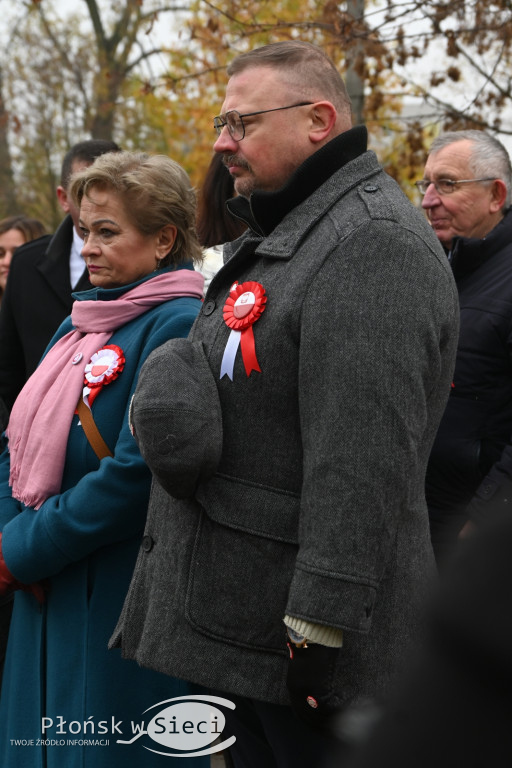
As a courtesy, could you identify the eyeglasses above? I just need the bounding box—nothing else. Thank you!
[213,102,313,141]
[415,177,497,195]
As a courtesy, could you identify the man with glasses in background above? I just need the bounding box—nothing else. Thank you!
[417,130,512,565]
[115,41,459,767]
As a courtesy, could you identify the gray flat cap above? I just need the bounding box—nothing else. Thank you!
[130,338,223,499]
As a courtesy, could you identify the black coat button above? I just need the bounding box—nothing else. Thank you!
[203,300,216,315]
[142,535,154,552]
[364,184,378,193]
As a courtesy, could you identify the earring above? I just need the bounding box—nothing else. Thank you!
[154,256,162,272]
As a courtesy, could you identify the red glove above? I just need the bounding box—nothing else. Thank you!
[0,534,46,604]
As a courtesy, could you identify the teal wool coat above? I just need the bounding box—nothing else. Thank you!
[0,268,208,768]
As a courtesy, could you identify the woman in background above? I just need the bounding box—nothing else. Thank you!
[196,152,246,292]
[0,215,46,303]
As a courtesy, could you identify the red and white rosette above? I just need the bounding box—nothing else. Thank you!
[221,281,267,380]
[82,344,125,407]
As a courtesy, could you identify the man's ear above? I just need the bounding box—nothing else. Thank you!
[156,224,177,260]
[56,185,71,214]
[490,179,508,213]
[308,101,338,144]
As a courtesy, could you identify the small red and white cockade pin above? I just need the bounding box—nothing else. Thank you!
[220,281,267,380]
[82,344,125,407]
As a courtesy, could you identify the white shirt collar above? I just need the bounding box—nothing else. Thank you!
[69,226,85,288]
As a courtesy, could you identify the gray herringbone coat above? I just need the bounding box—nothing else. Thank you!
[112,149,459,708]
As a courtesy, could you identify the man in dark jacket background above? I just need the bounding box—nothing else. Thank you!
[0,139,120,421]
[419,130,512,564]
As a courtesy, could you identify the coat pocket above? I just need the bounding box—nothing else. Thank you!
[185,475,300,652]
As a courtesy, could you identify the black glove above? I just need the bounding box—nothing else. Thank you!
[286,636,342,729]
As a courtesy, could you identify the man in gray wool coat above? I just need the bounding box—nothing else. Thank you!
[111,41,460,767]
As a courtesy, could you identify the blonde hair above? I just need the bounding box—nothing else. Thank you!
[70,151,202,267]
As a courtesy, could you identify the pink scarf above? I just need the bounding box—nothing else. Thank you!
[7,269,204,509]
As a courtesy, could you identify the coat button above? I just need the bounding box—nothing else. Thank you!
[364,184,378,193]
[203,299,216,316]
[142,535,154,552]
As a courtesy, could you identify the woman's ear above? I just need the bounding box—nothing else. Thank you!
[308,101,338,144]
[156,224,177,259]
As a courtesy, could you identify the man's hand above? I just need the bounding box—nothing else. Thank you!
[286,636,341,729]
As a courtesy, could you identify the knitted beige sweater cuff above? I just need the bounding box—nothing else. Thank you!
[284,615,344,648]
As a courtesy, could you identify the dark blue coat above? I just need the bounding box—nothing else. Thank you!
[426,210,512,559]
[0,268,208,768]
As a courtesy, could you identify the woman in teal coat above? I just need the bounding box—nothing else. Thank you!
[0,151,209,768]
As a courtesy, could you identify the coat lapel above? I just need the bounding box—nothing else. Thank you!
[36,216,82,311]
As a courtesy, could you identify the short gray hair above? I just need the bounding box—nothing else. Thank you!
[70,151,202,267]
[429,130,512,207]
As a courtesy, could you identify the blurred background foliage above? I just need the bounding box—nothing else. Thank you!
[1,0,512,227]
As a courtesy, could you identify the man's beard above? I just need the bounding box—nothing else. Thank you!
[223,155,254,198]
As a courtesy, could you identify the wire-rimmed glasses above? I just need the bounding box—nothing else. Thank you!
[415,177,497,195]
[213,102,314,141]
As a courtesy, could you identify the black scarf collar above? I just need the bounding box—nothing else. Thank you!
[227,125,368,237]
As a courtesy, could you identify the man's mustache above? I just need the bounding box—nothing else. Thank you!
[222,155,251,171]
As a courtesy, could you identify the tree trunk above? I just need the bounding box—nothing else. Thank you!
[0,67,18,217]
[345,0,365,126]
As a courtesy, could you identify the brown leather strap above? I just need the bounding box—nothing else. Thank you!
[76,398,113,460]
